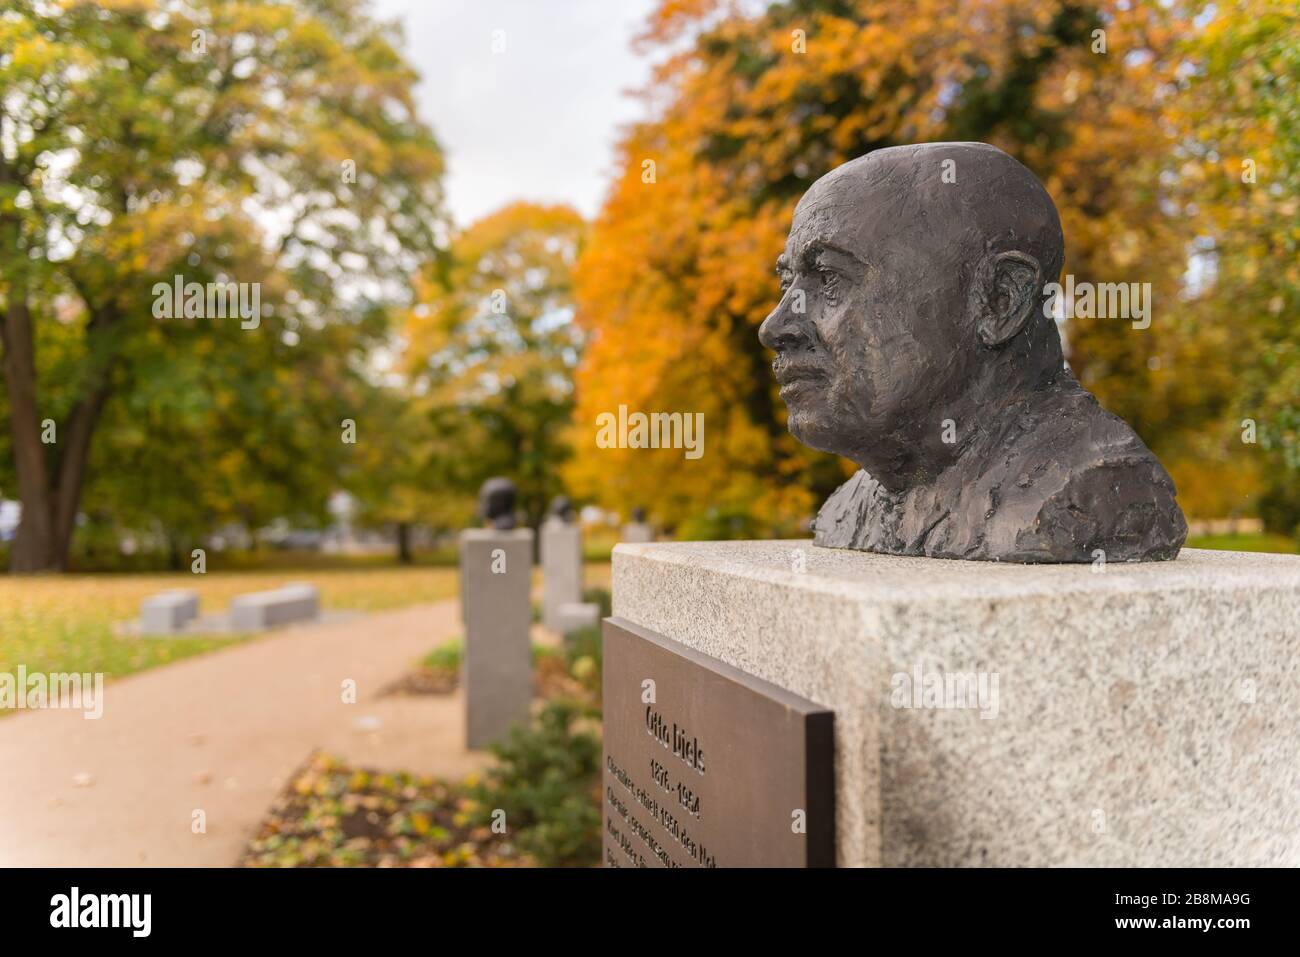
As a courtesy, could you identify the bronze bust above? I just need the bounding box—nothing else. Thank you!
[759,143,1187,563]
[478,477,518,530]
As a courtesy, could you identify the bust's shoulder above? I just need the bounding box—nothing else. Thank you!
[810,378,1188,563]
[995,382,1188,561]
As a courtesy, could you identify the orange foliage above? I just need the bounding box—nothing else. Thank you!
[569,0,1211,531]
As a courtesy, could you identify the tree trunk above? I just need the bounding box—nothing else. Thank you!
[2,121,114,572]
[396,521,413,564]
[1,290,60,571]
[50,379,112,566]
[1,291,115,572]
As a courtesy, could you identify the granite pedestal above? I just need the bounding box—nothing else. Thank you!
[459,528,534,749]
[612,540,1300,867]
[541,518,583,633]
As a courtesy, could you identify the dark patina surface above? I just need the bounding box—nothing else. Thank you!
[759,142,1187,563]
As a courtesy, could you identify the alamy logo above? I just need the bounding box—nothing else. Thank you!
[595,404,704,460]
[152,274,261,329]
[1043,274,1151,330]
[50,887,151,937]
[0,668,103,719]
[890,663,1000,719]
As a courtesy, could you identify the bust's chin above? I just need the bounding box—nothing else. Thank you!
[787,407,889,472]
[785,413,848,460]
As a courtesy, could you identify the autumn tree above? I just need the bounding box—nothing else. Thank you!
[1172,1,1300,533]
[402,202,586,531]
[71,309,384,568]
[0,0,445,570]
[569,0,1247,532]
[342,379,445,564]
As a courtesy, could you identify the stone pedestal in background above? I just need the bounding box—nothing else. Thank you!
[459,528,534,749]
[540,518,582,633]
[612,540,1300,867]
[620,522,654,544]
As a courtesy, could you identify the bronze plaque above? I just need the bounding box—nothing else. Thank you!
[602,617,834,867]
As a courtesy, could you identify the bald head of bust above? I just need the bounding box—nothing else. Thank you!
[759,143,1187,562]
[760,143,1068,480]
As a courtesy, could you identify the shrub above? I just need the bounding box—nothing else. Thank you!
[1259,479,1300,541]
[470,699,602,867]
[422,638,462,671]
[564,624,601,669]
[582,586,612,619]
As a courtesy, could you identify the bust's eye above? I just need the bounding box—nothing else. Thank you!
[778,270,793,293]
[819,268,841,299]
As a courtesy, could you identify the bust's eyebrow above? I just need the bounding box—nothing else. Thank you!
[800,238,866,268]
[775,254,791,273]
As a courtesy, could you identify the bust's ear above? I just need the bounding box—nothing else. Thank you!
[970,250,1042,347]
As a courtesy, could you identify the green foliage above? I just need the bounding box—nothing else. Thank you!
[0,0,446,569]
[564,624,602,669]
[544,589,610,696]
[1175,1,1300,523]
[1258,482,1300,542]
[470,699,602,867]
[562,623,603,699]
[582,586,612,619]
[676,506,767,541]
[422,639,463,672]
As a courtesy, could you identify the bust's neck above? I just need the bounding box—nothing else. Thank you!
[853,359,1063,494]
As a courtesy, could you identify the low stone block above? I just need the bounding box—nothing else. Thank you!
[556,601,599,635]
[228,583,319,630]
[140,590,199,635]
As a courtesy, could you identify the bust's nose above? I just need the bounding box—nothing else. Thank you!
[758,292,807,352]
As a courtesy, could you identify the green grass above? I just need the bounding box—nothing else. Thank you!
[0,566,460,707]
[1185,532,1298,554]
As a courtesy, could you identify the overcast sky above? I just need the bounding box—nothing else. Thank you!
[371,0,659,228]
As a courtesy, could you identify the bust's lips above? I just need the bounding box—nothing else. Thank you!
[772,355,825,391]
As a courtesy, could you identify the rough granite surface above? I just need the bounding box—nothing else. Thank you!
[611,541,1300,867]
